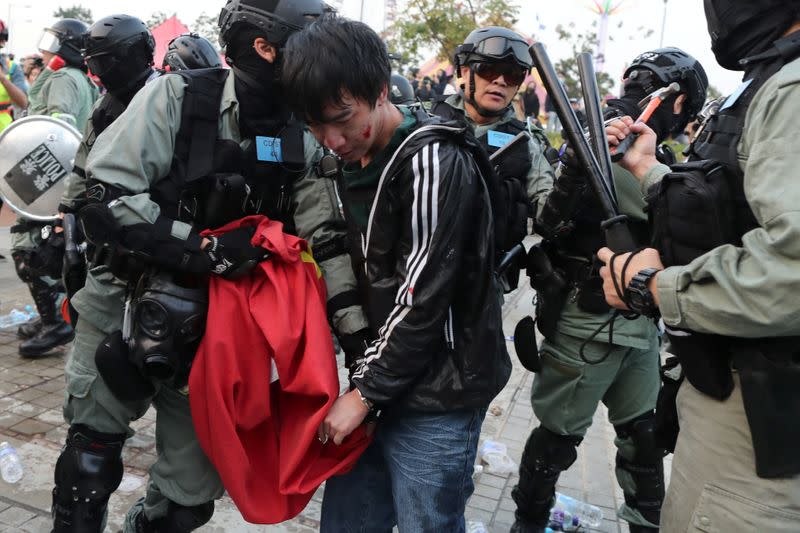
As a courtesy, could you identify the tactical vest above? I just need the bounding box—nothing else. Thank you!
[151,68,306,234]
[430,98,533,253]
[646,34,800,479]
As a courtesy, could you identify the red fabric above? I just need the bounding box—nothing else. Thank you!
[190,215,370,524]
[149,15,227,71]
[149,16,190,68]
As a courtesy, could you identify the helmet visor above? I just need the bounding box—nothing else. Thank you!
[86,52,119,78]
[473,36,532,69]
[37,30,60,54]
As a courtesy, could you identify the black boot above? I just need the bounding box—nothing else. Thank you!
[17,317,42,339]
[19,281,73,358]
[511,426,583,532]
[133,501,214,533]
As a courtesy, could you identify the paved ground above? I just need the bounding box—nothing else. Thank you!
[0,226,667,532]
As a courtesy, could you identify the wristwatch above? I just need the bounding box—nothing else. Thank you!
[355,387,381,422]
[626,267,661,318]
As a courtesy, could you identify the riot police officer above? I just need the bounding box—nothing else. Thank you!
[389,72,415,106]
[11,18,98,357]
[510,48,707,533]
[162,33,222,72]
[430,27,556,290]
[50,1,368,531]
[58,14,157,324]
[598,1,800,530]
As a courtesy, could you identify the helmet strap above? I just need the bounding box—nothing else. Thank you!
[463,65,508,119]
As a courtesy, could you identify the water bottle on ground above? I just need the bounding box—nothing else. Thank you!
[549,492,602,531]
[0,307,38,330]
[0,442,23,483]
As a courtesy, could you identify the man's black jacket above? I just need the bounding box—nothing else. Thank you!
[350,119,511,412]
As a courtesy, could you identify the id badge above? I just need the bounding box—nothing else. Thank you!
[256,136,283,163]
[487,130,516,148]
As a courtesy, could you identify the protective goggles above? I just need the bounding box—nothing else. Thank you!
[472,61,528,86]
[85,52,119,78]
[37,30,61,54]
[467,36,532,68]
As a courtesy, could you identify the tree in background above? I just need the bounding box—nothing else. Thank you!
[553,21,654,100]
[147,11,172,28]
[386,0,520,70]
[192,13,220,50]
[53,5,93,24]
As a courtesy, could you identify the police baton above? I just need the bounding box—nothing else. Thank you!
[530,43,636,253]
[62,212,87,324]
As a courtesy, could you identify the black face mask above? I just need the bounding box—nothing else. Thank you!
[607,90,682,144]
[704,0,797,70]
[229,41,289,137]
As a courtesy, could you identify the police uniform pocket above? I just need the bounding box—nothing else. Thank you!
[691,483,800,533]
[531,348,587,433]
[65,360,97,400]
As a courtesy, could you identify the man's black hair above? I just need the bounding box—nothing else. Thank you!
[281,16,391,123]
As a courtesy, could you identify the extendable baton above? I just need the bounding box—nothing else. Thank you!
[530,43,635,252]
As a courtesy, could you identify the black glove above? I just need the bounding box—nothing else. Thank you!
[338,328,373,370]
[203,226,271,279]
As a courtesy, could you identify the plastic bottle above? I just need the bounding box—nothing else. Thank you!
[0,442,23,483]
[549,492,602,530]
[0,308,36,330]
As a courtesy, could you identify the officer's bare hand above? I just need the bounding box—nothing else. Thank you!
[597,247,664,309]
[318,389,369,445]
[605,118,660,179]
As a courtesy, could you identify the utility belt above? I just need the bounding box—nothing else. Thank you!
[9,218,47,234]
[647,159,800,478]
[526,241,611,342]
[668,331,800,479]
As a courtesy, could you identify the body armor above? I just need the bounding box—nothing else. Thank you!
[646,33,800,479]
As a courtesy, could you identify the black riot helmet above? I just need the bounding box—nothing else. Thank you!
[454,26,532,71]
[163,33,222,71]
[623,47,708,121]
[390,73,415,105]
[84,15,155,93]
[704,0,800,70]
[218,0,328,50]
[454,26,532,118]
[37,18,88,68]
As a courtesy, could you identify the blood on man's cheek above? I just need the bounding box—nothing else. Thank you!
[362,125,372,140]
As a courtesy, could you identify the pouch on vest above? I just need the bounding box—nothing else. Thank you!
[646,159,739,268]
[733,340,800,479]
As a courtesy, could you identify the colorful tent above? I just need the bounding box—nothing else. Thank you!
[149,15,191,68]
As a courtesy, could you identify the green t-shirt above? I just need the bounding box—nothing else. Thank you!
[341,106,418,230]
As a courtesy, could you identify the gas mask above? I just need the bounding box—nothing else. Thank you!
[127,271,208,388]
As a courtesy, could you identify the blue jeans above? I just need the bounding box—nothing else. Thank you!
[321,408,486,533]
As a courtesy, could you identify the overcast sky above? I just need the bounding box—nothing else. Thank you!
[1,0,743,94]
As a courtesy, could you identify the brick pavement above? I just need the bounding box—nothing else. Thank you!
[0,227,665,532]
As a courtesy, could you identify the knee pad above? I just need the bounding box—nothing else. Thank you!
[145,501,215,533]
[512,426,583,526]
[52,424,125,533]
[12,250,35,283]
[614,412,665,525]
